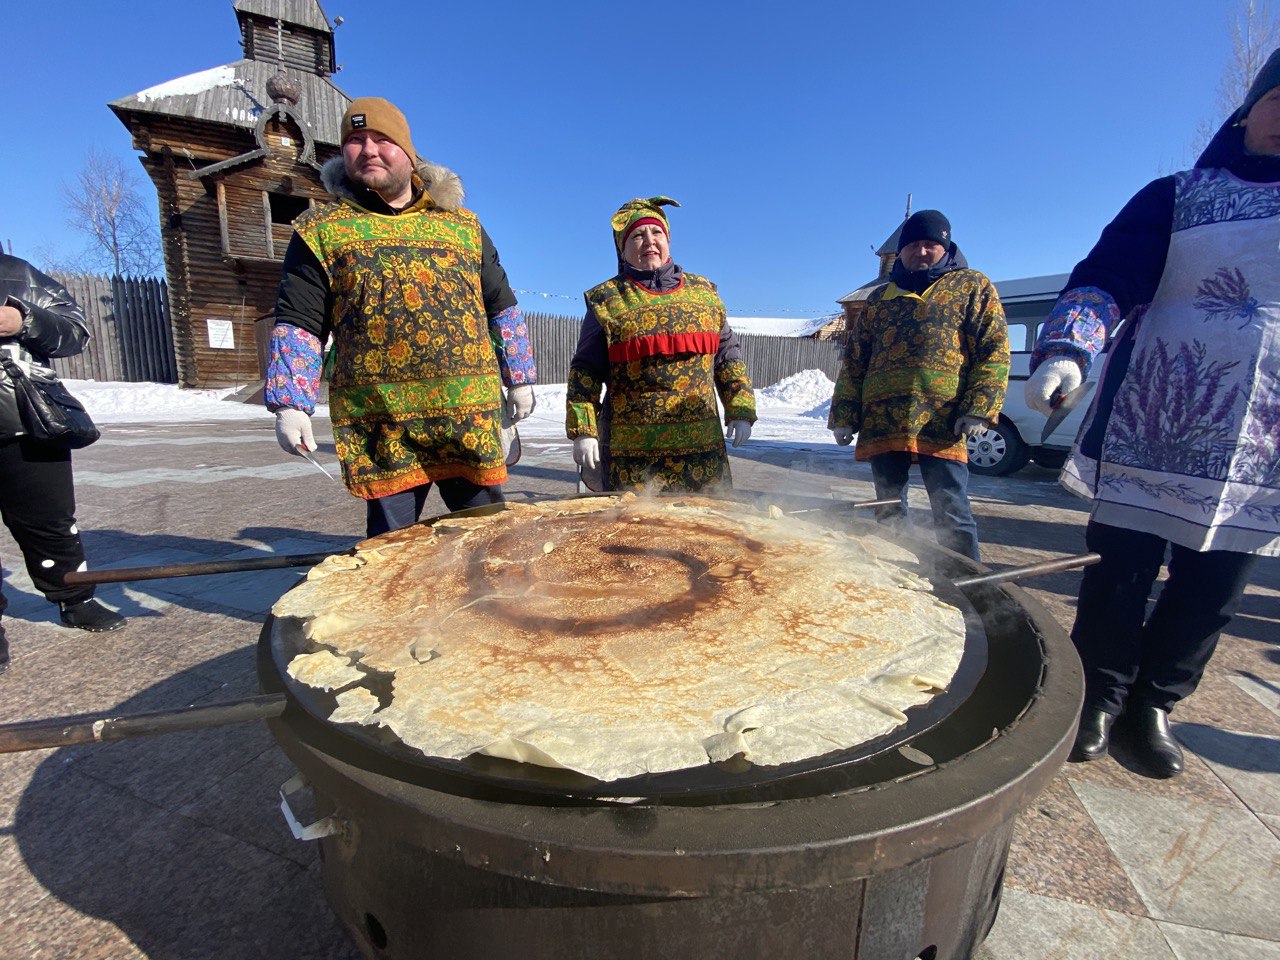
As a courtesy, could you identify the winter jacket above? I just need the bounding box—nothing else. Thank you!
[829,250,1009,462]
[1032,118,1280,555]
[0,255,90,442]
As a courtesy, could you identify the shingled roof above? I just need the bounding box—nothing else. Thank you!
[110,0,350,146]
[233,0,333,34]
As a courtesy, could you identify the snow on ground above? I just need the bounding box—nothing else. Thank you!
[66,372,841,445]
[727,317,833,337]
[68,380,279,424]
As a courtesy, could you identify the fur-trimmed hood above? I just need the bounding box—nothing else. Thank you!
[319,156,465,212]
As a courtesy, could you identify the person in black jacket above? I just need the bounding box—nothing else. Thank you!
[0,254,125,671]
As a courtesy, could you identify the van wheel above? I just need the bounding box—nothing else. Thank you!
[967,420,1030,476]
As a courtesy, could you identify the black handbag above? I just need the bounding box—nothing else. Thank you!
[1,356,100,448]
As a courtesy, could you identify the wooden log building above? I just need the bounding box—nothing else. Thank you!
[110,0,351,387]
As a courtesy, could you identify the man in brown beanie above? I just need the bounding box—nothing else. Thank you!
[265,97,538,537]
[828,209,1009,561]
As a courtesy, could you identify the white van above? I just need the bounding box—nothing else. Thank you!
[965,274,1100,476]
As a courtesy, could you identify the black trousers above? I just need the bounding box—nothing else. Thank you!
[1071,520,1258,716]
[365,478,505,538]
[0,437,94,618]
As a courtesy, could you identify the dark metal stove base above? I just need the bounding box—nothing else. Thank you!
[317,818,1012,960]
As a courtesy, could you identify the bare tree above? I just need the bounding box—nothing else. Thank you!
[63,148,162,277]
[1194,0,1280,155]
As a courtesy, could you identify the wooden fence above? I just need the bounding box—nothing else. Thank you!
[47,273,178,383]
[523,312,844,387]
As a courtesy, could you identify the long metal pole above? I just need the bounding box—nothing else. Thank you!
[0,694,288,754]
[953,553,1101,590]
[63,551,341,586]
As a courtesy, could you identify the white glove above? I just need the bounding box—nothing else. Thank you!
[831,427,854,446]
[955,416,989,439]
[726,420,752,448]
[573,436,600,470]
[506,384,535,423]
[1025,357,1083,416]
[274,408,316,456]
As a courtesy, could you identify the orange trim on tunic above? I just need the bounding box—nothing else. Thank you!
[346,462,509,500]
[608,330,720,363]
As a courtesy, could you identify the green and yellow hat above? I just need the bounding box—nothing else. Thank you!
[611,196,681,252]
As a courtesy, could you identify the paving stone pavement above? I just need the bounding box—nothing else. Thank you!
[0,413,1276,959]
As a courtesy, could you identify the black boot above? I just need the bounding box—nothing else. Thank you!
[0,622,8,673]
[1071,707,1116,761]
[59,598,126,633]
[1125,705,1184,778]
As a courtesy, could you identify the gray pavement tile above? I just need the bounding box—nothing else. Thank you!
[0,895,144,960]
[1005,776,1146,914]
[0,834,55,923]
[1232,673,1280,719]
[7,767,355,959]
[1261,813,1280,842]
[974,887,1177,959]
[1174,724,1280,817]
[1073,780,1280,939]
[177,743,316,866]
[1062,739,1243,808]
[1175,672,1280,739]
[0,641,227,726]
[1158,922,1280,959]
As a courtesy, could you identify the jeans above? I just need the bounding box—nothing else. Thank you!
[365,478,505,538]
[869,451,980,561]
[1071,520,1258,716]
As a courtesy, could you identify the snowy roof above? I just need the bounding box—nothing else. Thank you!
[992,273,1071,303]
[727,316,835,338]
[234,0,333,33]
[836,278,888,304]
[111,58,351,145]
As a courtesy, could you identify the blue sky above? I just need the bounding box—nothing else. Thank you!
[1,1,1237,316]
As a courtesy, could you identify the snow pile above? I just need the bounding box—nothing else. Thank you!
[756,369,835,409]
[134,65,240,103]
[729,317,832,338]
[801,398,832,420]
[67,381,276,424]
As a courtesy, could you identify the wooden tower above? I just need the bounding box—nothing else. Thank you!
[110,0,351,387]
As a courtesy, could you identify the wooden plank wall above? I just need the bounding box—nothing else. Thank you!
[522,312,844,388]
[46,273,177,383]
[133,111,337,387]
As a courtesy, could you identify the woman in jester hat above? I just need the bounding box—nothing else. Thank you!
[566,197,756,492]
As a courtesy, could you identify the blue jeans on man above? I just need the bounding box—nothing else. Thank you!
[869,451,981,561]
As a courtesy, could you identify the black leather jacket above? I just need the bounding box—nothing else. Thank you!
[0,254,90,442]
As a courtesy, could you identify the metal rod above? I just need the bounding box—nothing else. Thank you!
[0,694,289,754]
[63,551,342,586]
[844,498,905,510]
[952,552,1101,590]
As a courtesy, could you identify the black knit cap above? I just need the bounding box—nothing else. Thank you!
[1237,47,1280,121]
[897,209,952,251]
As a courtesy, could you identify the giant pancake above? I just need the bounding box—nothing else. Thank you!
[272,495,966,782]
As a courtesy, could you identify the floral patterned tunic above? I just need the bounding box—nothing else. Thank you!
[829,271,1009,462]
[293,196,506,499]
[566,273,755,492]
[1059,167,1280,555]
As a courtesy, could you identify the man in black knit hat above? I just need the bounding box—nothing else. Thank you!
[829,209,1009,561]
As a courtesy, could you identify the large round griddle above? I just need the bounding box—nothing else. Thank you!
[259,496,988,805]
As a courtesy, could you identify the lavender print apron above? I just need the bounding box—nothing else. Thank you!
[1062,168,1280,556]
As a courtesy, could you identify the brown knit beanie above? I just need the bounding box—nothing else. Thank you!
[340,97,418,160]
